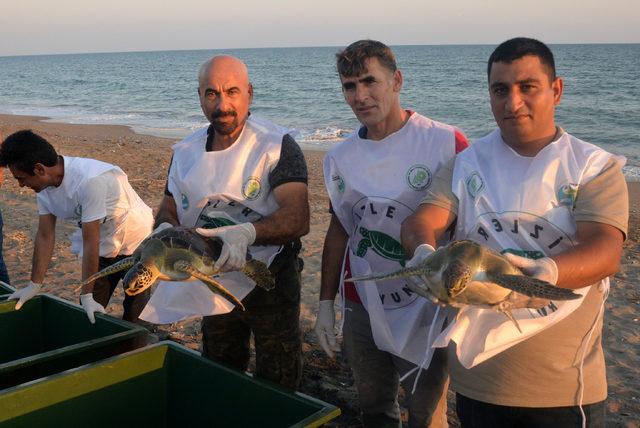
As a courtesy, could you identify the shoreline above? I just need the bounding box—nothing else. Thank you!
[0,114,638,427]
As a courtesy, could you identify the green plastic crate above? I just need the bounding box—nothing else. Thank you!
[0,294,148,389]
[0,341,341,427]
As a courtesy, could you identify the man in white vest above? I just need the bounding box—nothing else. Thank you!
[402,38,628,427]
[0,130,153,323]
[314,40,468,427]
[153,55,309,389]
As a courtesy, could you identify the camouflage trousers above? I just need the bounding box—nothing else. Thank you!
[201,252,302,390]
[91,254,150,323]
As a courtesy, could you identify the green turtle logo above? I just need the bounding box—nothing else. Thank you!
[242,176,262,200]
[501,248,545,260]
[356,227,408,266]
[198,216,237,229]
[556,183,578,207]
[332,174,345,193]
[181,194,189,210]
[466,172,484,199]
[406,165,432,191]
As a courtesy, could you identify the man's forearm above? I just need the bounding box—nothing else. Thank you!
[31,229,55,284]
[155,195,179,228]
[80,221,101,294]
[319,216,348,301]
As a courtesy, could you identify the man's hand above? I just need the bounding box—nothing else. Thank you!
[314,300,340,358]
[406,243,436,268]
[80,293,107,324]
[8,281,42,309]
[504,253,559,285]
[196,223,256,272]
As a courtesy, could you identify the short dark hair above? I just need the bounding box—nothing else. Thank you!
[336,39,397,77]
[0,130,58,174]
[487,37,556,82]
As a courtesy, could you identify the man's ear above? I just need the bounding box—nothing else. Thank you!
[33,163,46,176]
[393,69,403,93]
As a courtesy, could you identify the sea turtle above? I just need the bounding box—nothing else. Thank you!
[357,227,408,266]
[82,226,275,311]
[347,240,580,331]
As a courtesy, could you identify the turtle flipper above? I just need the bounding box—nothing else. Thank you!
[77,257,136,291]
[346,265,427,283]
[242,260,275,291]
[174,260,245,311]
[497,305,523,333]
[486,273,581,301]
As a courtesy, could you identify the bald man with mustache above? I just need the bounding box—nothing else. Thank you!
[154,55,310,388]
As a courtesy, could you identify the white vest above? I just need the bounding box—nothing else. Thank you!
[325,113,459,365]
[434,129,618,368]
[141,116,287,323]
[37,156,152,258]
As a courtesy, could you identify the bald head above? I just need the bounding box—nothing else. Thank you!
[198,55,250,88]
[198,55,253,140]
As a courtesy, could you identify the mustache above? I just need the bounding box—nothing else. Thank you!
[212,109,237,119]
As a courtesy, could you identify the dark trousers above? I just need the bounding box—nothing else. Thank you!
[201,252,302,390]
[456,393,606,428]
[0,210,10,284]
[92,254,150,323]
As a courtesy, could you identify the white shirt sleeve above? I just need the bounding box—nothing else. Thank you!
[36,194,53,216]
[78,174,109,223]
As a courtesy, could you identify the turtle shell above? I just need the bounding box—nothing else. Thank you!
[146,226,223,263]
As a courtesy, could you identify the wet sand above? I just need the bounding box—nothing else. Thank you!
[0,114,638,427]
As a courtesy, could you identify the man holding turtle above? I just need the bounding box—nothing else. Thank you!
[313,40,467,427]
[401,37,627,427]
[153,55,309,389]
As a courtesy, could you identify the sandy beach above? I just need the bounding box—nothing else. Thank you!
[0,114,638,427]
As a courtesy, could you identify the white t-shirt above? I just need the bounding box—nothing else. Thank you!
[37,156,153,258]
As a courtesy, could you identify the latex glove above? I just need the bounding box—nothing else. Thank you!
[196,223,256,272]
[504,253,559,285]
[80,293,107,324]
[151,222,173,236]
[8,281,42,310]
[406,243,436,268]
[314,300,340,358]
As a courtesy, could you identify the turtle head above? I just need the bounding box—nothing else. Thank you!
[441,259,471,298]
[123,262,161,296]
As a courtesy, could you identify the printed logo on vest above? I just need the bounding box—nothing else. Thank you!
[357,227,407,267]
[181,193,189,210]
[556,183,578,207]
[465,172,485,199]
[471,211,575,318]
[242,176,262,200]
[74,204,82,218]
[350,197,417,309]
[406,164,432,191]
[332,174,345,193]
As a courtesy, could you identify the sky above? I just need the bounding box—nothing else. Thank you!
[1,0,638,56]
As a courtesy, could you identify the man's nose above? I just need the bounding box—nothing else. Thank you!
[354,84,368,103]
[505,89,524,112]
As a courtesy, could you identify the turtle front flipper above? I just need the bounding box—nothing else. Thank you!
[78,257,135,291]
[486,273,580,301]
[174,260,245,311]
[242,260,275,291]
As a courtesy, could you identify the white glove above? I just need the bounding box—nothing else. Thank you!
[196,223,256,272]
[406,243,436,268]
[504,253,559,285]
[8,281,42,310]
[314,300,340,358]
[151,222,173,236]
[80,293,107,324]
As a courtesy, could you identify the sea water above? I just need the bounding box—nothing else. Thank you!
[0,44,638,177]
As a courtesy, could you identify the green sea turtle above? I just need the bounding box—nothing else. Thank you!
[82,226,275,311]
[357,227,408,266]
[347,240,580,331]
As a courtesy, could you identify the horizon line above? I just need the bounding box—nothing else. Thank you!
[2,41,639,59]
